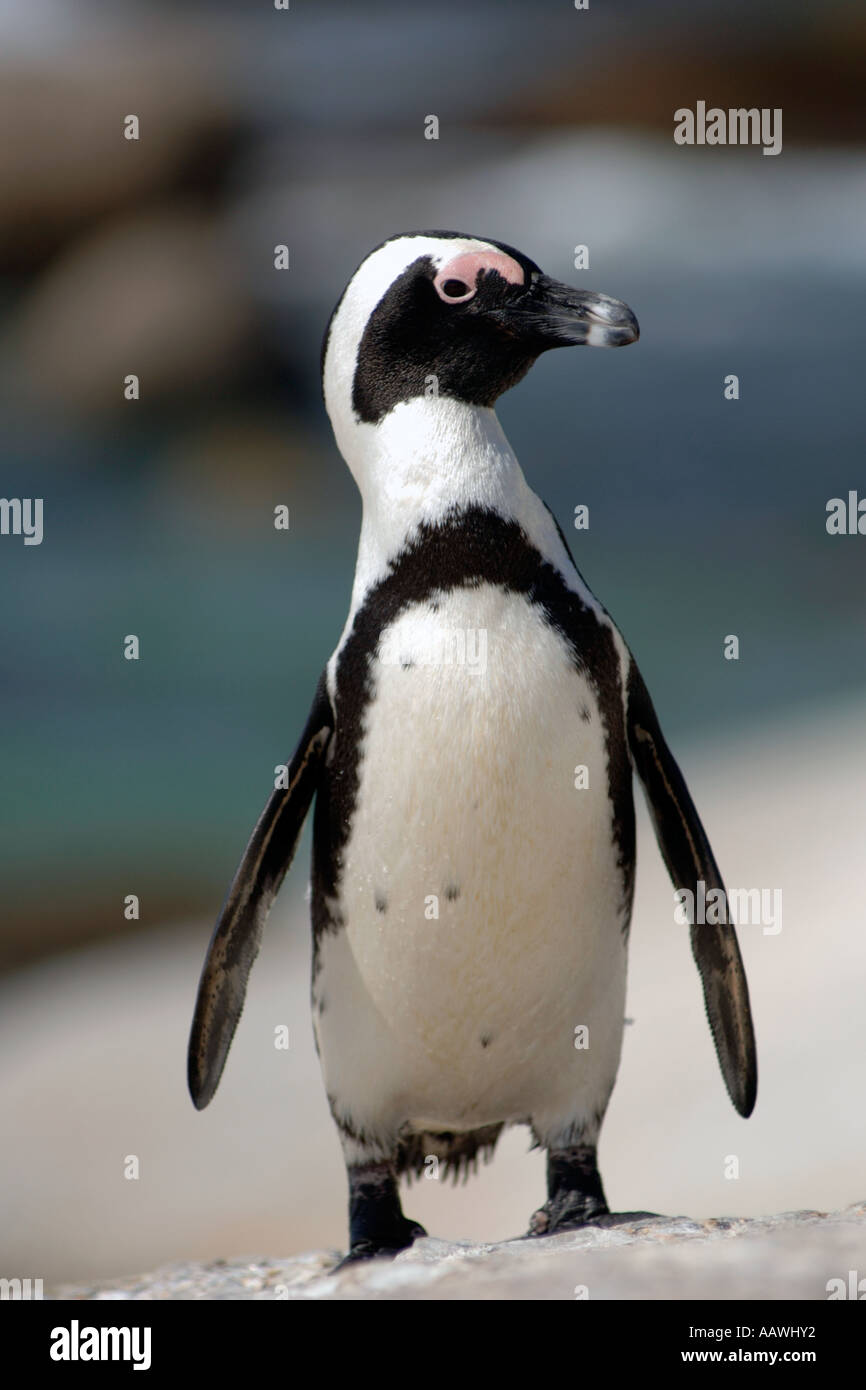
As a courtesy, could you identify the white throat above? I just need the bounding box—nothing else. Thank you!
[342,397,548,614]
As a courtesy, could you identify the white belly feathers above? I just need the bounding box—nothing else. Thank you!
[314,584,628,1144]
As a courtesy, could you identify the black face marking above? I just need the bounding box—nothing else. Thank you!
[310,507,636,962]
[351,254,542,423]
[320,229,535,398]
[323,230,637,424]
[342,232,545,425]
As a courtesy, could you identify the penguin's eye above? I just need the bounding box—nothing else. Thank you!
[434,276,476,304]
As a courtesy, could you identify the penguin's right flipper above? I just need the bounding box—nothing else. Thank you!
[187,674,333,1109]
[625,660,757,1119]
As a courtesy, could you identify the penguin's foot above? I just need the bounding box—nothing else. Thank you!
[527,1202,662,1236]
[527,1191,608,1236]
[592,1210,662,1226]
[526,1141,611,1237]
[339,1158,427,1269]
[335,1219,428,1270]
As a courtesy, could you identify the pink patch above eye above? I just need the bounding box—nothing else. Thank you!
[433,249,524,303]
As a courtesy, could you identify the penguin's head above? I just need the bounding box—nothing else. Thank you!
[321,231,638,468]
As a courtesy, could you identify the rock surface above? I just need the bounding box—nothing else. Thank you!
[56,1201,865,1301]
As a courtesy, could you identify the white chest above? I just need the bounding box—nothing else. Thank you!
[314,584,631,1137]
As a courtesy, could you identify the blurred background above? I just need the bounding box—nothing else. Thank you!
[1,0,865,1286]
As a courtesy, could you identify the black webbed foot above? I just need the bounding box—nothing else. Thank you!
[336,1159,426,1268]
[528,1143,631,1236]
[335,1219,427,1270]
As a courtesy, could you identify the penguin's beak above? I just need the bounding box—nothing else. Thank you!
[495,274,639,349]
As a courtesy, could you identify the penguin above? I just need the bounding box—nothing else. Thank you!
[188,231,757,1263]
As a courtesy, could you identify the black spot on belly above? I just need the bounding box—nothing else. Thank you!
[375,892,388,914]
[444,883,460,902]
[480,1034,492,1048]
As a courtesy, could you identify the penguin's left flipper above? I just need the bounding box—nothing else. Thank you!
[187,674,333,1110]
[626,661,757,1118]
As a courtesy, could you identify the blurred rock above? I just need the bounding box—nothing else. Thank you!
[0,40,235,268]
[511,29,866,143]
[56,1202,866,1300]
[7,208,252,413]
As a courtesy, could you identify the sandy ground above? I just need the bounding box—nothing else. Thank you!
[1,696,864,1285]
